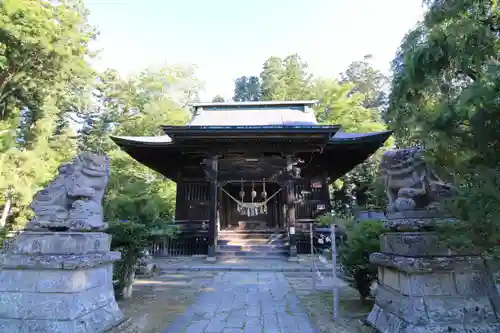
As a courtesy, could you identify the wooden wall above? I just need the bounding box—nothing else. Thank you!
[175,177,331,230]
[153,177,332,256]
[175,181,211,223]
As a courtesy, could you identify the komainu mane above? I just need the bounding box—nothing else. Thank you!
[26,152,109,231]
[380,148,454,213]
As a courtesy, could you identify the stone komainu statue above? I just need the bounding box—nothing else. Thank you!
[380,148,455,213]
[26,152,110,231]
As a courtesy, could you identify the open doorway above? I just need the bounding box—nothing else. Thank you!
[218,182,283,231]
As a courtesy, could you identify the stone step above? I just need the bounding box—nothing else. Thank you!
[218,233,286,240]
[215,253,288,260]
[217,250,288,257]
[217,247,288,255]
[218,231,286,237]
[218,244,287,252]
[218,238,287,246]
[158,265,338,273]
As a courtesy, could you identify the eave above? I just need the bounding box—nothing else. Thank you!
[110,130,393,183]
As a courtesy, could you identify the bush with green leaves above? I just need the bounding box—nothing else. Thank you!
[107,219,177,299]
[339,218,386,303]
[437,167,500,259]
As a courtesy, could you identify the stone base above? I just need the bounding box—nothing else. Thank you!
[206,256,217,262]
[136,263,155,276]
[368,302,500,333]
[0,301,123,333]
[237,221,267,230]
[367,227,500,332]
[0,231,124,333]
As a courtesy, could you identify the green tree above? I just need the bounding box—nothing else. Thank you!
[233,76,261,101]
[311,79,386,132]
[281,54,311,100]
[387,0,500,255]
[0,0,95,145]
[341,55,389,111]
[212,95,225,102]
[77,65,199,297]
[310,78,391,214]
[260,54,311,101]
[259,57,287,100]
[0,0,94,229]
[0,99,76,228]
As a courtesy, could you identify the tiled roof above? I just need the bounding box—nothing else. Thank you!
[189,107,318,126]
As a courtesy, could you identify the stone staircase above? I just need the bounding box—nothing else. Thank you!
[217,230,288,259]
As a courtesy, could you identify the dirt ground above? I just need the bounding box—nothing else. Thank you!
[285,274,374,333]
[108,271,218,333]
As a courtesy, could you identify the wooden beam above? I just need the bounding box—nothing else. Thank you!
[206,156,218,260]
[286,176,298,260]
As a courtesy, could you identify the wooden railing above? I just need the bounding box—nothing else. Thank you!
[150,220,210,256]
[149,220,342,257]
[150,234,210,256]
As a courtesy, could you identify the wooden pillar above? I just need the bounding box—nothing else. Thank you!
[206,156,218,261]
[286,178,298,260]
[174,178,183,220]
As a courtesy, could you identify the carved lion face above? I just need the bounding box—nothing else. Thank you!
[380,148,424,172]
[79,152,108,172]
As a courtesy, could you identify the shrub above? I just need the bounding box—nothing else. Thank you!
[338,218,386,304]
[108,219,177,299]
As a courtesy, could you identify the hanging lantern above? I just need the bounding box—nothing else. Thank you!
[239,179,245,200]
[251,181,257,201]
[261,178,267,199]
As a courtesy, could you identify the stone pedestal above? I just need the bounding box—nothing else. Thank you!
[0,232,124,333]
[136,249,154,276]
[367,212,500,333]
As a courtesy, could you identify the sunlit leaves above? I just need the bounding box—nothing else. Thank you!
[388,0,500,255]
[0,0,95,125]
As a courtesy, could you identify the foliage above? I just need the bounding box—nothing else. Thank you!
[311,79,386,132]
[316,213,334,227]
[78,66,197,297]
[233,76,261,101]
[0,0,95,144]
[340,55,390,111]
[339,219,386,303]
[260,54,311,101]
[387,0,500,254]
[309,77,391,214]
[0,0,93,228]
[212,95,225,102]
[0,99,77,228]
[108,217,176,299]
[437,167,500,259]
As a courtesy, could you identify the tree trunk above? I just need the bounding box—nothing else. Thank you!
[121,267,136,299]
[0,197,11,228]
[354,269,372,305]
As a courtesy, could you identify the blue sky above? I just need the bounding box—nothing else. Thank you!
[86,0,426,100]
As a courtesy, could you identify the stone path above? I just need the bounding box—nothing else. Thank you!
[163,271,317,333]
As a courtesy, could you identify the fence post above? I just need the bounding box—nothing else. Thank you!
[310,223,316,290]
[331,224,339,321]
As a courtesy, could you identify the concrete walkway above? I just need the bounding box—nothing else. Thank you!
[164,271,317,333]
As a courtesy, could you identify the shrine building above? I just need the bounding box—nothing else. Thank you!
[111,101,391,260]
